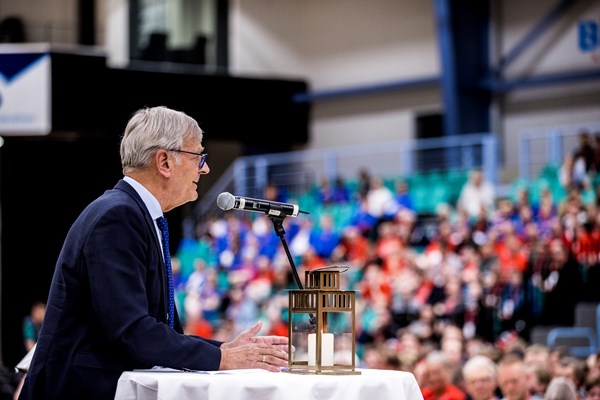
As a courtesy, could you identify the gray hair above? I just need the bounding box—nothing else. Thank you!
[120,106,203,174]
[425,350,450,367]
[463,355,496,379]
[544,376,577,400]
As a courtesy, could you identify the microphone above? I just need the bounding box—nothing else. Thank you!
[216,192,308,218]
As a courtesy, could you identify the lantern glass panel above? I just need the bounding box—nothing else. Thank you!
[290,312,312,365]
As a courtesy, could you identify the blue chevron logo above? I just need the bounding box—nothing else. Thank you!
[0,53,48,83]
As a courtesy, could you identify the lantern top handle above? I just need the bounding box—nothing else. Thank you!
[304,265,349,290]
[309,265,349,274]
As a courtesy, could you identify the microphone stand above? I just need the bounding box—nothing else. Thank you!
[268,215,303,290]
[267,214,316,326]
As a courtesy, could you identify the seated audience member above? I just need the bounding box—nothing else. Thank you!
[524,344,551,372]
[263,181,288,203]
[543,376,577,400]
[356,167,372,201]
[587,352,600,384]
[365,175,398,224]
[316,176,350,204]
[22,301,46,352]
[308,213,341,259]
[457,169,495,221]
[394,180,414,211]
[462,354,500,400]
[553,355,588,399]
[331,176,351,203]
[331,225,371,269]
[560,130,594,190]
[13,301,47,399]
[496,354,544,400]
[348,197,379,237]
[525,365,552,399]
[420,350,467,400]
[586,376,600,400]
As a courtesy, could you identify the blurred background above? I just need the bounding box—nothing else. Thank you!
[1,0,600,395]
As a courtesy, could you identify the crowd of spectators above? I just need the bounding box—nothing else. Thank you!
[170,130,600,399]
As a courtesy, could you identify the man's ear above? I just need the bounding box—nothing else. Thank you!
[156,149,172,177]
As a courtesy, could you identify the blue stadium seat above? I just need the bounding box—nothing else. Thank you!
[545,302,600,358]
[547,327,597,358]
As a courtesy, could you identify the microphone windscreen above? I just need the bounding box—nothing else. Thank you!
[216,192,235,210]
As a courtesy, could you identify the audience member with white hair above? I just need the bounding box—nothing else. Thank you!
[543,376,577,400]
[420,350,467,400]
[462,354,500,400]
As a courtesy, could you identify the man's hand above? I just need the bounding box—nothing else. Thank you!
[219,321,289,372]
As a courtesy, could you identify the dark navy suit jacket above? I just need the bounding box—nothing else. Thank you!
[19,180,223,400]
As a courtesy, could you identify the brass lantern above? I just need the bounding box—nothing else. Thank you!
[286,266,360,375]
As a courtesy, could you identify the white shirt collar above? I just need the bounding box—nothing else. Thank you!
[123,176,163,221]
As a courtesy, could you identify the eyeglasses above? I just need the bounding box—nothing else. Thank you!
[170,149,208,169]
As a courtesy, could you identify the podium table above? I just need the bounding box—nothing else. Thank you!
[114,368,424,400]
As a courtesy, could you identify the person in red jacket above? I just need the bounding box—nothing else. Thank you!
[420,350,467,400]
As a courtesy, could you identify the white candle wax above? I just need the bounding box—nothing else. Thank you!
[308,333,334,366]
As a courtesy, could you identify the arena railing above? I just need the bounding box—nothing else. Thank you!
[194,133,499,222]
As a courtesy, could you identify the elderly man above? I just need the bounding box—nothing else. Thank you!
[19,106,289,400]
[462,355,499,400]
[420,350,466,400]
[496,354,543,400]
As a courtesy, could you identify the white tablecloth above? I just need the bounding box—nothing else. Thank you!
[114,368,424,400]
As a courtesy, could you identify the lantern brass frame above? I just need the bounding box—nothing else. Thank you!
[286,267,360,375]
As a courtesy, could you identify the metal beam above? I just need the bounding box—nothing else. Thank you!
[292,67,600,103]
[495,0,577,74]
[291,76,439,103]
[434,0,460,137]
[485,68,600,92]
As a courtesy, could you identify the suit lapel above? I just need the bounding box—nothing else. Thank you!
[115,179,169,324]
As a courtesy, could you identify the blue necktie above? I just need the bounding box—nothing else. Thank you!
[156,216,175,328]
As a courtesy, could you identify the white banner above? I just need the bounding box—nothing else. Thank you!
[0,43,51,136]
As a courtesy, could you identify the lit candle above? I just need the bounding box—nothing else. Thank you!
[308,332,334,366]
